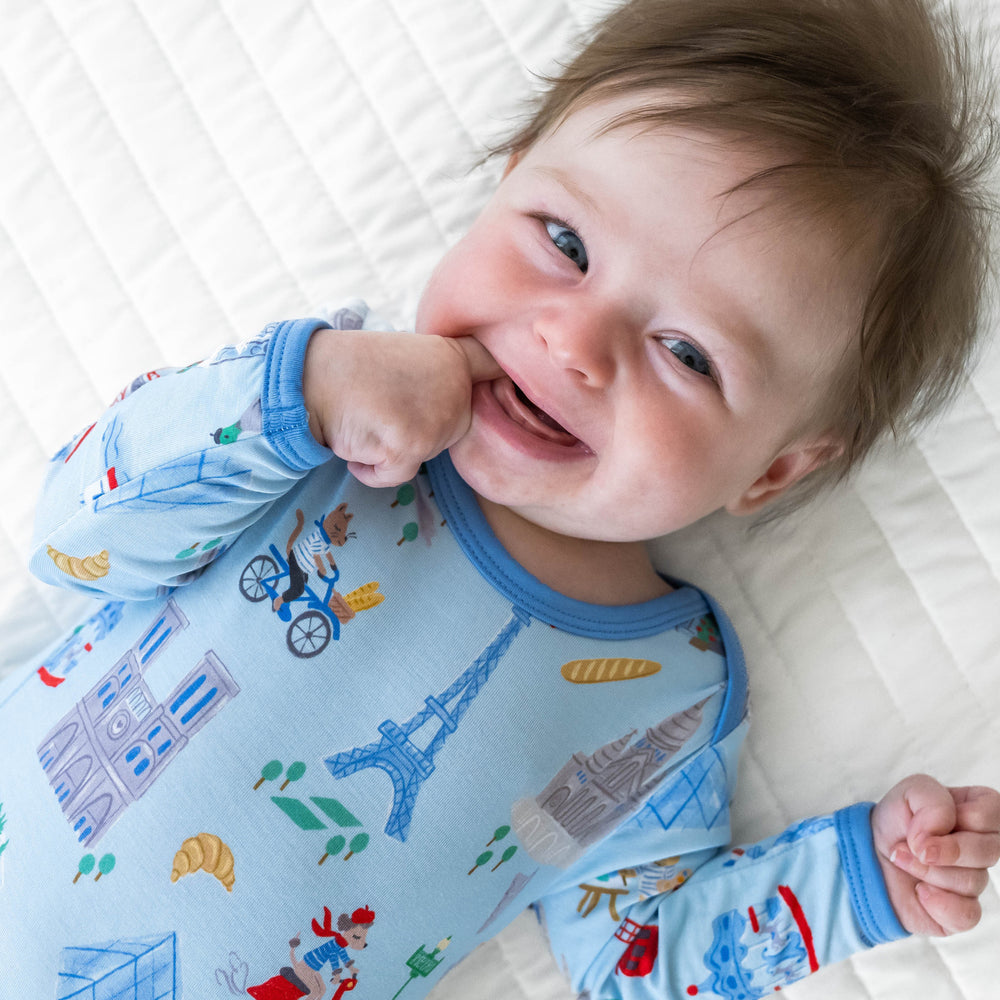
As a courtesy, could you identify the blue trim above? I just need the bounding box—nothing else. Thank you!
[428,452,711,639]
[702,593,748,743]
[835,803,910,946]
[262,318,335,471]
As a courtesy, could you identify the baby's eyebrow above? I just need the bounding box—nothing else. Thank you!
[531,165,601,216]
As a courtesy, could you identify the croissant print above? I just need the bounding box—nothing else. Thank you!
[170,832,235,892]
[46,545,110,581]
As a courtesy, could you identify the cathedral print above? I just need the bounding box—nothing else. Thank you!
[510,698,709,868]
[37,598,239,847]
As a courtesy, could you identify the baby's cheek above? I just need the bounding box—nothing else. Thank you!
[628,435,738,526]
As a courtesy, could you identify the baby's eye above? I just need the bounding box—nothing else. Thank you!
[544,220,588,273]
[660,337,714,379]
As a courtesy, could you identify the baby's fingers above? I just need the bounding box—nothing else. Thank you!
[900,775,958,845]
[347,458,423,490]
[953,785,1000,837]
[913,882,983,937]
[890,847,990,897]
[910,827,1000,869]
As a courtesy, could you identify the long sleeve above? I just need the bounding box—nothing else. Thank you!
[29,317,334,600]
[535,726,908,999]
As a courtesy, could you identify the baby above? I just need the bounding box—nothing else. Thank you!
[1,0,997,998]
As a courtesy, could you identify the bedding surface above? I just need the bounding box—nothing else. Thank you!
[1,1,997,999]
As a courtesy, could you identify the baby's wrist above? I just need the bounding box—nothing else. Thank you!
[301,327,345,449]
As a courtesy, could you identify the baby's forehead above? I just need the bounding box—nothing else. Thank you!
[533,94,863,239]
[539,94,782,192]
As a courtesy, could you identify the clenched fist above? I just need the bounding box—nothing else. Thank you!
[302,328,502,488]
[872,774,1000,936]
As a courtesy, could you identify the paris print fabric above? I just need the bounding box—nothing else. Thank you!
[0,307,903,1000]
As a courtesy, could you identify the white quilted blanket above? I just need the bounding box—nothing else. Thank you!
[1,2,997,998]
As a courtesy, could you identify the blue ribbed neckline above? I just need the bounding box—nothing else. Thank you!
[426,453,710,639]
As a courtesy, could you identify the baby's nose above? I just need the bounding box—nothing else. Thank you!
[538,308,616,386]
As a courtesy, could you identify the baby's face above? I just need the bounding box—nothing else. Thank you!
[415,96,866,542]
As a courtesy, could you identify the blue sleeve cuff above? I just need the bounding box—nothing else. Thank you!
[835,802,910,946]
[262,318,335,471]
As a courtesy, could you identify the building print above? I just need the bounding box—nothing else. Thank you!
[510,699,707,868]
[326,607,531,841]
[88,451,254,513]
[57,932,177,999]
[625,743,730,837]
[37,599,239,847]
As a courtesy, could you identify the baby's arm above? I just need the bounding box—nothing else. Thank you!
[31,319,335,599]
[534,735,997,999]
[31,319,498,600]
[539,800,908,999]
[872,774,1000,936]
[301,327,499,489]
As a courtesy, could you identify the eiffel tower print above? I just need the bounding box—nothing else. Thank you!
[325,606,531,841]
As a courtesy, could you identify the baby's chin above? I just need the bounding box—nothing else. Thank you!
[446,442,605,542]
[451,444,723,545]
[445,438,510,503]
[446,442,553,525]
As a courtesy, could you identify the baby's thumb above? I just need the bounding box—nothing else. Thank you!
[904,774,958,862]
[457,337,503,383]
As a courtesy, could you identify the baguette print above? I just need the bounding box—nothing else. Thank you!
[560,658,661,684]
[343,582,384,612]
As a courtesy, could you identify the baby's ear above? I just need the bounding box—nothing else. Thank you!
[725,436,843,516]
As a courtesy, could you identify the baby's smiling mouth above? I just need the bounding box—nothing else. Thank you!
[491,375,582,448]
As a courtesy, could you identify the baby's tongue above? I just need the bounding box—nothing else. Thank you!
[495,377,578,446]
[517,386,566,432]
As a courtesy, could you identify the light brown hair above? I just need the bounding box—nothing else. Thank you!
[493,0,998,507]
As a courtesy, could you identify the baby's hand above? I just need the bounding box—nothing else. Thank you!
[303,328,501,488]
[871,774,1000,936]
